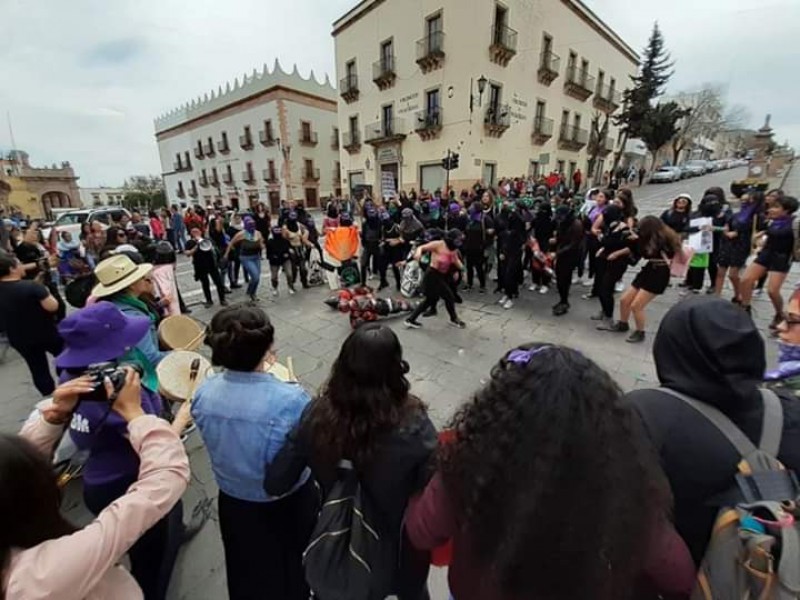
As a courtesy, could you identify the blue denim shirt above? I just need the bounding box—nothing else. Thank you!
[192,370,311,502]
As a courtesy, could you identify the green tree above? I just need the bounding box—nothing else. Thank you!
[641,102,687,169]
[613,23,674,170]
[122,175,165,211]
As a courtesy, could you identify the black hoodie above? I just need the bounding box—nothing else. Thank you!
[626,297,800,564]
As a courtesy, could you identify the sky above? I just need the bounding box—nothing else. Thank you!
[0,0,798,187]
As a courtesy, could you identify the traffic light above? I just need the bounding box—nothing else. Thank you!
[442,153,460,171]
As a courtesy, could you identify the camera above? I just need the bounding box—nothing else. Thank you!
[80,362,143,402]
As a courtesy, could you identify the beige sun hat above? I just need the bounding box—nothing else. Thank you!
[92,254,153,298]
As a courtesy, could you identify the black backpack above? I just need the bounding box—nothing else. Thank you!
[303,460,397,600]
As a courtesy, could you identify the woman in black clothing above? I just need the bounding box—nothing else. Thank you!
[185,227,228,308]
[715,190,764,299]
[606,216,681,343]
[592,205,632,330]
[659,193,692,235]
[550,205,584,316]
[253,203,271,246]
[497,208,527,310]
[462,202,494,293]
[740,194,799,329]
[529,202,554,294]
[266,324,436,600]
[379,210,403,291]
[208,213,233,292]
[13,225,66,321]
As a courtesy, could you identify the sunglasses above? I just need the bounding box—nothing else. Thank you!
[784,314,800,327]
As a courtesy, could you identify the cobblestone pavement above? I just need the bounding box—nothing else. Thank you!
[0,164,794,599]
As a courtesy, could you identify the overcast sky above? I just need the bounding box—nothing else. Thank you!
[1,0,797,186]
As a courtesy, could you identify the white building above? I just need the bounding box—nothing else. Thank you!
[332,0,638,197]
[79,187,126,208]
[154,61,340,212]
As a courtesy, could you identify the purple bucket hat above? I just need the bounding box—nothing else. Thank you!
[56,302,151,369]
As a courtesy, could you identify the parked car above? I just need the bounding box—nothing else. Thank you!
[42,207,131,242]
[649,167,682,183]
[677,165,692,179]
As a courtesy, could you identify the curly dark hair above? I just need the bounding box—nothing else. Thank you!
[205,305,275,372]
[439,344,671,600]
[305,323,423,469]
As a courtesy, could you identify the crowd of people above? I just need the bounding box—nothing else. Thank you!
[1,170,800,600]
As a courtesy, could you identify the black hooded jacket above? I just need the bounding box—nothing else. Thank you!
[625,297,800,565]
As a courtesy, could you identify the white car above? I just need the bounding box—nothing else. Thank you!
[649,167,682,183]
[43,207,131,242]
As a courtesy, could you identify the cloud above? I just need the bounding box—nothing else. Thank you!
[1,0,797,186]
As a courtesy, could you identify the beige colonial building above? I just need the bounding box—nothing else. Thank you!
[154,61,340,212]
[333,0,638,196]
[0,150,80,219]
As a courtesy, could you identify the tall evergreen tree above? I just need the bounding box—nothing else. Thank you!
[612,23,675,169]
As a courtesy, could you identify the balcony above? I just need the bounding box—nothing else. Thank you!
[241,170,256,184]
[564,67,595,102]
[484,104,510,138]
[559,126,589,151]
[537,51,560,86]
[299,130,318,147]
[222,171,233,185]
[175,186,186,199]
[172,160,191,172]
[202,141,215,157]
[342,131,361,153]
[365,119,407,146]
[199,173,209,187]
[331,133,340,150]
[340,74,359,104]
[333,167,341,184]
[194,147,204,160]
[372,56,396,90]
[593,84,622,113]
[489,24,518,67]
[259,129,277,146]
[239,133,254,150]
[591,134,615,157]
[416,31,445,73]
[303,168,320,182]
[262,169,279,184]
[188,184,198,198]
[414,108,442,141]
[531,116,554,145]
[217,138,230,154]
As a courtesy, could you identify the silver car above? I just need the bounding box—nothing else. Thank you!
[649,167,681,183]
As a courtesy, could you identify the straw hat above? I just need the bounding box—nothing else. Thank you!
[92,254,153,298]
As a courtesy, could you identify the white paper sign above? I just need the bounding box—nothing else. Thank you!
[688,217,713,253]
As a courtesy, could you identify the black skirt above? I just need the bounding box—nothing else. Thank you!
[632,262,671,294]
[716,236,750,269]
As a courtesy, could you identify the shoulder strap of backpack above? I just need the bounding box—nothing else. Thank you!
[659,387,783,458]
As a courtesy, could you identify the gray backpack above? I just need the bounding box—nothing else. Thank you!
[660,388,800,599]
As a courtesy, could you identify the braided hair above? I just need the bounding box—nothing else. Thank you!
[439,344,671,600]
[205,305,275,371]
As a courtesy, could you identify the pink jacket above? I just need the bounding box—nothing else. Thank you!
[150,217,165,240]
[2,414,190,600]
[151,264,180,317]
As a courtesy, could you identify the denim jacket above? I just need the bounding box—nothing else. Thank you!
[192,370,311,502]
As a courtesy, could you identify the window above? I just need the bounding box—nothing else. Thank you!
[542,34,553,63]
[346,60,356,81]
[427,13,443,51]
[597,69,605,91]
[212,167,218,182]
[530,161,540,178]
[184,151,191,167]
[381,39,393,70]
[349,115,359,135]
[333,126,339,141]
[567,51,577,78]
[244,125,251,140]
[226,164,233,179]
[382,105,394,136]
[246,161,253,178]
[426,88,440,120]
[568,161,577,181]
[557,159,565,174]
[493,4,508,44]
[580,59,589,83]
[268,160,276,179]
[488,83,501,112]
[265,120,274,140]
[609,77,616,94]
[222,132,228,146]
[301,121,311,140]
[561,109,570,133]
[535,100,545,120]
[573,113,581,130]
[305,159,314,174]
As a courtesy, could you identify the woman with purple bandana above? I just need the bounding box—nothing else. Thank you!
[226,216,265,303]
[740,194,799,330]
[715,190,764,300]
[767,286,800,397]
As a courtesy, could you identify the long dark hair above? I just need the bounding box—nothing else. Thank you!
[638,215,681,256]
[305,324,423,469]
[439,344,671,600]
[0,434,77,581]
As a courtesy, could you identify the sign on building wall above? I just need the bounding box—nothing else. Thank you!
[398,92,420,115]
[539,153,550,166]
[377,147,400,163]
[381,171,396,198]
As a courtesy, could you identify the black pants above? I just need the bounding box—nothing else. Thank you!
[360,242,381,285]
[597,257,628,318]
[583,236,600,280]
[465,249,486,289]
[197,268,226,304]
[15,337,63,396]
[555,250,580,305]
[84,478,183,600]
[503,252,523,298]
[218,482,317,600]
[686,255,718,291]
[289,248,308,287]
[408,269,458,322]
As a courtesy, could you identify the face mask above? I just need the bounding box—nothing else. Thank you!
[243,219,256,233]
[778,340,800,365]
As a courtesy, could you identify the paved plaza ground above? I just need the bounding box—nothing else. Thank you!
[0,164,796,599]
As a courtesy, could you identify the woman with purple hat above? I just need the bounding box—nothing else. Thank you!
[226,216,264,303]
[57,302,194,600]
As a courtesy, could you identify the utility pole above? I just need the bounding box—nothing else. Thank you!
[445,148,451,195]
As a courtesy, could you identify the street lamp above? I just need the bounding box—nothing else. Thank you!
[469,75,488,115]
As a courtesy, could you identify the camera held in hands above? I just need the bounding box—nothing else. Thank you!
[80,362,144,402]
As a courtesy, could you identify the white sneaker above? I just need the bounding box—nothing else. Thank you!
[538,285,549,295]
[754,288,764,297]
[502,299,514,309]
[271,289,278,297]
[288,288,296,295]
[582,279,593,288]
[614,281,625,293]
[571,276,580,285]
[527,284,537,292]
[498,295,508,305]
